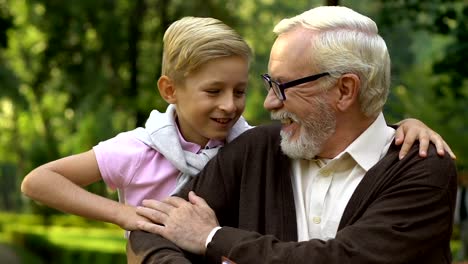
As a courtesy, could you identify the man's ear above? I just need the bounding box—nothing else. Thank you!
[157,75,177,104]
[336,73,360,111]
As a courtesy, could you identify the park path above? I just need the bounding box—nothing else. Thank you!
[0,243,21,264]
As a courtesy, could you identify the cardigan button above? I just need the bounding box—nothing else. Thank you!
[312,216,321,224]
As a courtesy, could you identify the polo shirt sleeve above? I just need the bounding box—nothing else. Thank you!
[93,131,145,190]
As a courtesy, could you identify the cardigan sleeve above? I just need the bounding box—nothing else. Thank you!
[127,230,193,264]
[204,144,457,264]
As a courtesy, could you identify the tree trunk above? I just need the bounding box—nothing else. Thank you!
[155,0,172,77]
[129,0,146,126]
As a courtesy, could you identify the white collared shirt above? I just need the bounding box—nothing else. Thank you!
[291,113,395,241]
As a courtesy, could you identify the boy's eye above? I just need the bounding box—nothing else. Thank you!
[235,90,246,96]
[206,89,220,94]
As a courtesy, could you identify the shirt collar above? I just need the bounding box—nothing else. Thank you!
[175,123,224,153]
[335,112,395,171]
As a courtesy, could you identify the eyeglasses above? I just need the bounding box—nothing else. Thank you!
[261,72,330,101]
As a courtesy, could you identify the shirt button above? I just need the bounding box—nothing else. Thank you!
[321,169,332,176]
[312,216,321,224]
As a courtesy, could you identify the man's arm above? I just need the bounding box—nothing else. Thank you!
[135,192,219,255]
[204,147,456,263]
[136,143,457,263]
[127,231,195,264]
[127,182,216,263]
[130,124,456,263]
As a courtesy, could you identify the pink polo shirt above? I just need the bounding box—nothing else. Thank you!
[93,130,223,207]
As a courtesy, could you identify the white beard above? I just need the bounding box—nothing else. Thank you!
[274,96,336,160]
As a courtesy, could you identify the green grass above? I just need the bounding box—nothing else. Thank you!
[0,212,127,263]
[5,224,126,253]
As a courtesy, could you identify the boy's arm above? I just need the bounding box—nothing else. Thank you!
[395,118,455,159]
[21,150,147,230]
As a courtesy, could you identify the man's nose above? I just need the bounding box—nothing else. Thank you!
[263,89,283,111]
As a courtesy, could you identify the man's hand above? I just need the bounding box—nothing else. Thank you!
[395,118,455,160]
[136,191,219,255]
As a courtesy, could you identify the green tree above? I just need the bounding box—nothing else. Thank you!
[376,0,468,169]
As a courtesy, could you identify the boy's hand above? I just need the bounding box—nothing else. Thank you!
[116,204,152,231]
[395,118,455,160]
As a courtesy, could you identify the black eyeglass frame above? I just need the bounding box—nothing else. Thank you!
[261,72,330,101]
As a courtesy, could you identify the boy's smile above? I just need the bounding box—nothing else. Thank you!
[171,55,249,147]
[212,117,233,126]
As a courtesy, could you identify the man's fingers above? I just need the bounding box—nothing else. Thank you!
[188,191,209,207]
[136,205,168,224]
[137,220,165,235]
[163,196,192,208]
[188,192,219,226]
[142,199,174,213]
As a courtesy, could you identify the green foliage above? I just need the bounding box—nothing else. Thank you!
[0,0,466,257]
[376,0,468,170]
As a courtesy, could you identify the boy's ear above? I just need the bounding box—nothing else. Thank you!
[336,73,360,111]
[157,75,177,104]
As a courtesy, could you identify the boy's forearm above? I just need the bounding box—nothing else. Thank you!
[21,167,123,226]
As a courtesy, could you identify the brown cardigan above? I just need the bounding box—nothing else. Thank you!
[127,124,457,264]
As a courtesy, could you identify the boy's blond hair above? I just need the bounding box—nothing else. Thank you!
[161,16,252,83]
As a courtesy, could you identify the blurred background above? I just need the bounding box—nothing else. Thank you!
[0,0,467,263]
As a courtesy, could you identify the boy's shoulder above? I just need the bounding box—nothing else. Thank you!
[95,130,154,154]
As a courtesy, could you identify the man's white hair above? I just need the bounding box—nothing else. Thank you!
[274,6,391,118]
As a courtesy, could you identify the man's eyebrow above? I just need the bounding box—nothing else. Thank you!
[268,74,283,82]
[274,75,290,83]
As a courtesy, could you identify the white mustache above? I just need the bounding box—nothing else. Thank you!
[270,111,300,123]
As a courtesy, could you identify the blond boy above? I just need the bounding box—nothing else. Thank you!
[21,17,252,232]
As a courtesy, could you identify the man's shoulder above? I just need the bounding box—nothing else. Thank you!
[217,123,282,158]
[382,142,457,188]
[392,142,455,167]
[235,123,281,141]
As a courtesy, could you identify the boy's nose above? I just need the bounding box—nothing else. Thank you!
[219,95,237,113]
[263,89,283,111]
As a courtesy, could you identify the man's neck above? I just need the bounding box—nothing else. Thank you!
[318,113,376,159]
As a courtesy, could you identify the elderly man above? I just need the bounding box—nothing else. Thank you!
[128,6,457,264]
